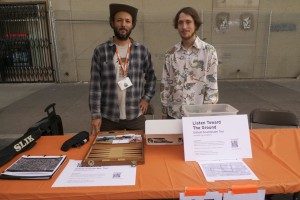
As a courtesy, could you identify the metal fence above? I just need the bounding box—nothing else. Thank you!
[0,2,54,83]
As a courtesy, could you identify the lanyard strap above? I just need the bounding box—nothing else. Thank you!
[115,43,131,77]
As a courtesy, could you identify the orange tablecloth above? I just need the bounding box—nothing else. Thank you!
[0,129,300,199]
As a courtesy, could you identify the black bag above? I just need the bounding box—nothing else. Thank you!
[61,131,89,152]
[27,103,64,136]
[0,130,42,167]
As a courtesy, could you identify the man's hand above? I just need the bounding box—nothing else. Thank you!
[90,118,101,135]
[139,99,149,114]
[162,115,168,119]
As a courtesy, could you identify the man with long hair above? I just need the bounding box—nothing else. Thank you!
[161,7,218,119]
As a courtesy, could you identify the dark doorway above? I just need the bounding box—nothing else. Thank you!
[0,2,55,83]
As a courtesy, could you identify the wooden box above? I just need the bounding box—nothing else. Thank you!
[81,130,144,167]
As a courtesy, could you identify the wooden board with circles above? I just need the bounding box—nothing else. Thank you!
[81,130,144,167]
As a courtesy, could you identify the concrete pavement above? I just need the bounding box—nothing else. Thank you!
[1,79,300,141]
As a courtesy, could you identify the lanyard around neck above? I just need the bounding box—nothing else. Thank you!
[115,43,131,77]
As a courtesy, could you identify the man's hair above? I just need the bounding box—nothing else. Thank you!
[173,7,202,30]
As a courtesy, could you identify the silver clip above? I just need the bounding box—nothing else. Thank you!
[131,160,137,167]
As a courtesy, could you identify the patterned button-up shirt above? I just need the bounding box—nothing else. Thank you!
[89,38,156,122]
[160,36,218,119]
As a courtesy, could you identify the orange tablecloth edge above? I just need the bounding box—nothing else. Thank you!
[184,184,258,196]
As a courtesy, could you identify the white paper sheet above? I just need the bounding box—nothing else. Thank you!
[197,159,258,182]
[182,115,252,161]
[180,191,222,200]
[223,190,265,200]
[179,190,265,200]
[52,160,136,187]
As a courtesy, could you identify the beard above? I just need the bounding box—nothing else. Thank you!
[180,31,196,41]
[113,27,132,41]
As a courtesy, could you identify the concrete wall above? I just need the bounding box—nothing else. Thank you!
[256,0,300,79]
[49,0,214,82]
[1,0,299,82]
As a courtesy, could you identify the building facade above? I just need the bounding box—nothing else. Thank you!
[1,0,300,83]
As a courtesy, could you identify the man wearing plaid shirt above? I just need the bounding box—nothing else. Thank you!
[89,4,156,134]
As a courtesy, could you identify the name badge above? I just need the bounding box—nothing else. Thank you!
[118,77,133,90]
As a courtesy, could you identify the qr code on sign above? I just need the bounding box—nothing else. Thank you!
[231,139,239,148]
[113,172,121,178]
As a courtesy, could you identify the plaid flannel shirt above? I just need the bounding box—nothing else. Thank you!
[89,38,156,122]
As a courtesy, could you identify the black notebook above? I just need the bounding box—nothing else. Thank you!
[0,155,66,180]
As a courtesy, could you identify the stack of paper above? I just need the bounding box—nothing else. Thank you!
[0,155,66,180]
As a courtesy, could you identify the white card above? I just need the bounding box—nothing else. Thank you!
[182,115,252,161]
[118,77,132,90]
[223,190,265,200]
[180,191,222,200]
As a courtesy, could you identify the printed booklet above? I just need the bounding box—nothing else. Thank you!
[0,155,66,180]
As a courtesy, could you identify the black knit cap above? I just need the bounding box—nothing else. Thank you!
[109,3,138,28]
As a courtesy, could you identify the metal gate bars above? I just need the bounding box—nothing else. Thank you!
[0,2,54,83]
